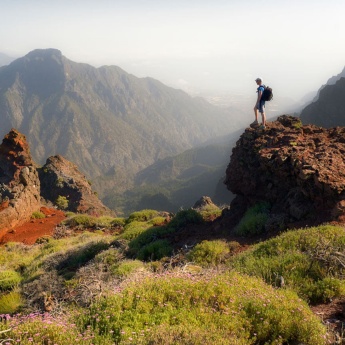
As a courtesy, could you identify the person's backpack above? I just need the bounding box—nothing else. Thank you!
[262,86,273,101]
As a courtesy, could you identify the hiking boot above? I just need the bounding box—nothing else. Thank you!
[250,120,259,128]
[259,124,266,129]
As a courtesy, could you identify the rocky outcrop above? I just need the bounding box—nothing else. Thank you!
[193,196,217,210]
[39,155,112,216]
[224,115,345,229]
[0,129,40,235]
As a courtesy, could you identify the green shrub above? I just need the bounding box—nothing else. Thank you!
[0,270,22,291]
[188,240,230,267]
[56,195,69,210]
[137,239,173,261]
[113,260,145,277]
[235,202,270,236]
[94,248,123,270]
[0,290,23,314]
[111,218,126,227]
[126,209,159,223]
[199,205,222,220]
[31,211,45,219]
[232,225,345,303]
[168,209,203,230]
[148,216,166,226]
[66,214,95,228]
[120,221,152,241]
[75,271,326,345]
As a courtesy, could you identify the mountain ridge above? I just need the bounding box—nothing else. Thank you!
[0,49,246,206]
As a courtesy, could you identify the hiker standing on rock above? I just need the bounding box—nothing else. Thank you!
[251,78,266,129]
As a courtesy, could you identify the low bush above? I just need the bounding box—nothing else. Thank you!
[232,225,345,303]
[56,195,69,210]
[127,209,203,260]
[0,270,22,291]
[168,209,203,230]
[235,202,270,236]
[120,221,153,241]
[126,209,160,223]
[0,290,23,314]
[113,260,145,277]
[188,240,230,267]
[31,211,45,219]
[65,214,95,228]
[137,239,173,261]
[199,205,222,221]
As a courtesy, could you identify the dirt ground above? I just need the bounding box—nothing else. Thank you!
[0,206,66,245]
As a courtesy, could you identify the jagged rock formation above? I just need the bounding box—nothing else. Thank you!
[0,129,112,236]
[39,155,112,216]
[224,115,345,229]
[300,77,345,128]
[0,129,40,235]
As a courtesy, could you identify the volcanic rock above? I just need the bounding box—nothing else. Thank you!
[39,155,112,216]
[193,196,217,210]
[0,129,40,235]
[224,115,345,229]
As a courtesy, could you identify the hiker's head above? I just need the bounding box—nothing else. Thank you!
[255,78,262,85]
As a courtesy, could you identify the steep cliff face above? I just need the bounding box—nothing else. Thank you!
[39,155,112,216]
[0,129,40,235]
[224,115,345,229]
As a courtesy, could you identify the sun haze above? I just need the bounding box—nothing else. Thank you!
[1,0,345,101]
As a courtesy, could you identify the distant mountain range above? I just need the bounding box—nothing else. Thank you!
[300,76,345,128]
[0,49,246,213]
[0,52,14,66]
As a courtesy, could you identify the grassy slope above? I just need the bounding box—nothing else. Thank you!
[1,209,344,344]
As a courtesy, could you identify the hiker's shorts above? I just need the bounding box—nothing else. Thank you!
[256,100,265,113]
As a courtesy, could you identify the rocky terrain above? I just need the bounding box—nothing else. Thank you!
[40,155,112,216]
[0,129,111,237]
[224,115,345,229]
[0,129,40,236]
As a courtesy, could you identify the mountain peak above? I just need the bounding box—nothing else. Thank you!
[24,48,63,61]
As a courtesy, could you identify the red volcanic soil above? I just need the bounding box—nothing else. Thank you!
[0,207,66,245]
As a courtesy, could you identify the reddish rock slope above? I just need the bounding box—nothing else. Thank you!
[39,155,112,216]
[0,129,41,236]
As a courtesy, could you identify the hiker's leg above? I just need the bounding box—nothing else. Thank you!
[253,105,259,122]
[259,101,266,125]
[261,111,266,126]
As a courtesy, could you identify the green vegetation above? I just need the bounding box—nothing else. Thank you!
[56,195,69,210]
[113,259,145,277]
[76,272,325,345]
[126,209,160,223]
[31,211,45,219]
[64,214,125,229]
[235,202,270,236]
[188,240,230,266]
[127,209,203,260]
[0,290,23,314]
[232,225,345,303]
[0,270,22,291]
[1,207,343,344]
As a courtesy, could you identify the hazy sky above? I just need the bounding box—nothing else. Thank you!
[1,0,345,101]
